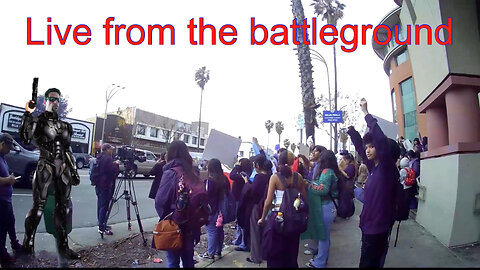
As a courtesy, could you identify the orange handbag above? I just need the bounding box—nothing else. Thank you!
[153,213,182,251]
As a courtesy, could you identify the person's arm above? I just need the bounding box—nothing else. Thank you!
[412,160,420,178]
[360,98,391,163]
[0,174,16,186]
[229,165,243,182]
[297,173,307,200]
[149,162,162,176]
[19,101,38,145]
[308,169,336,196]
[258,174,277,225]
[155,169,176,219]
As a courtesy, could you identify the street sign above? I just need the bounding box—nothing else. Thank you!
[297,114,305,129]
[323,111,343,123]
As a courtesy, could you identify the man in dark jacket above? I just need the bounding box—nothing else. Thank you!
[96,143,119,236]
[148,152,166,200]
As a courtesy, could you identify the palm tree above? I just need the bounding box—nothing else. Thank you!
[284,139,291,149]
[265,120,274,154]
[195,66,210,151]
[291,142,297,153]
[275,121,284,146]
[291,0,319,145]
[311,0,346,154]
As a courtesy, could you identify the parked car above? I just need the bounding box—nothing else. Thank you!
[73,152,93,169]
[118,148,157,178]
[5,139,39,188]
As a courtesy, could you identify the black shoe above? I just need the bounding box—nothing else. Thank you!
[66,249,81,260]
[246,257,261,264]
[0,252,15,267]
[234,246,249,252]
[11,241,24,254]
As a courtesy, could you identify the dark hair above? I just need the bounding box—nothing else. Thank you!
[312,145,327,153]
[166,140,196,181]
[406,150,419,159]
[207,158,225,182]
[277,148,287,155]
[343,153,354,163]
[44,88,61,97]
[278,150,294,179]
[253,154,273,172]
[159,152,166,161]
[413,138,420,144]
[362,132,374,146]
[238,158,253,177]
[314,150,343,181]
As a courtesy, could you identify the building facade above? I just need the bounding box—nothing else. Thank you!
[116,107,209,156]
[372,5,427,141]
[377,0,480,247]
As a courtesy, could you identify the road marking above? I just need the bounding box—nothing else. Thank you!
[13,193,32,197]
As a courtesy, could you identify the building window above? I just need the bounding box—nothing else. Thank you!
[391,90,397,123]
[400,78,418,140]
[150,127,158,138]
[163,130,170,140]
[396,50,408,66]
[239,151,244,157]
[136,124,146,135]
[192,136,197,145]
[200,138,205,146]
[183,134,190,144]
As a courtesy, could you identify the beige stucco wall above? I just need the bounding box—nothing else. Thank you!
[416,153,480,247]
[400,0,449,105]
[441,0,480,76]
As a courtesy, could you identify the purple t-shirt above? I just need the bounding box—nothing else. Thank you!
[0,154,13,202]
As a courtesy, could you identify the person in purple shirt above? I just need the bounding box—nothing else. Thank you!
[0,133,23,267]
[347,98,400,268]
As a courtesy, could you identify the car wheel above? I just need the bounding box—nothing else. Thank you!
[76,159,84,169]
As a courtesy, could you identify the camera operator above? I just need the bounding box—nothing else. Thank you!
[96,143,120,236]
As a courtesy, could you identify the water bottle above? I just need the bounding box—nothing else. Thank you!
[275,212,284,233]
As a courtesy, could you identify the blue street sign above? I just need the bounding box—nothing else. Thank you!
[323,111,343,123]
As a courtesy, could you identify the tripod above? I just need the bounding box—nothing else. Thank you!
[104,162,147,246]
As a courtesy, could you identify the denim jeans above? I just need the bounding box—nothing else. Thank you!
[166,232,195,268]
[95,187,111,231]
[205,214,224,255]
[312,201,336,268]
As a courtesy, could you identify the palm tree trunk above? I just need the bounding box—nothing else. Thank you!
[197,88,204,151]
[291,0,317,145]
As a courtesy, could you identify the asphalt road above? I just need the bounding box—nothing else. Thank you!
[12,168,159,234]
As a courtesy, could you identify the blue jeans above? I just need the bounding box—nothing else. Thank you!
[96,187,111,231]
[166,232,195,268]
[313,201,336,268]
[206,214,224,255]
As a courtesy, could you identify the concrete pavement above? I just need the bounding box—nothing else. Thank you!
[8,200,480,268]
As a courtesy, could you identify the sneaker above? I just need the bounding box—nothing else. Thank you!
[304,249,313,255]
[66,249,81,260]
[215,252,222,259]
[98,229,114,236]
[306,261,317,268]
[200,252,214,260]
[246,257,261,264]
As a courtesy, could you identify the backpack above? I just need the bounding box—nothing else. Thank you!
[171,167,211,230]
[403,168,416,187]
[89,159,100,186]
[277,172,308,235]
[219,190,236,224]
[393,175,411,247]
[330,171,355,218]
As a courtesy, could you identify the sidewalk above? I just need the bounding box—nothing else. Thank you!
[10,200,480,268]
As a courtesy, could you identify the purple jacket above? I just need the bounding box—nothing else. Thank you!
[205,176,230,215]
[229,165,247,202]
[96,153,119,189]
[348,114,398,235]
[154,159,183,220]
[0,154,12,202]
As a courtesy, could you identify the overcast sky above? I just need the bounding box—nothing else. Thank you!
[0,0,398,151]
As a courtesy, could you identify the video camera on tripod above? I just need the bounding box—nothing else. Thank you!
[115,145,147,179]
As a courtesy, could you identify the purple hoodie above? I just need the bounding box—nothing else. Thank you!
[348,114,398,235]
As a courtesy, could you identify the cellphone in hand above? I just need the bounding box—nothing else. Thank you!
[15,176,22,181]
[240,171,248,178]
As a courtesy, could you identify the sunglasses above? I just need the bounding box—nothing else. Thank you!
[47,97,61,102]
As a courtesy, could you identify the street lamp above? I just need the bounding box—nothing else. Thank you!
[101,84,124,145]
[302,48,333,151]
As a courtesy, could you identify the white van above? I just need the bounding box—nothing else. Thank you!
[118,148,158,178]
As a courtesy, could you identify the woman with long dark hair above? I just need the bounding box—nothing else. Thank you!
[257,151,306,268]
[302,150,341,268]
[155,140,200,268]
[200,158,230,261]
